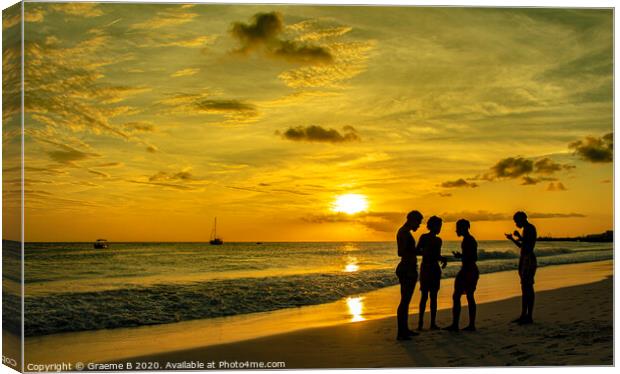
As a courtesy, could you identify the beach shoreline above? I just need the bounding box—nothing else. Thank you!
[20,260,613,368]
[117,272,613,368]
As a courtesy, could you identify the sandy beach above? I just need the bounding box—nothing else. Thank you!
[17,260,612,368]
[101,260,613,368]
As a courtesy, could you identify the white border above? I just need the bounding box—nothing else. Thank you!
[0,1,616,374]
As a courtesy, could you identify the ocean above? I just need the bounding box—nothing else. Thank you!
[2,240,613,337]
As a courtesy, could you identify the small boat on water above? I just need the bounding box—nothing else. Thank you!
[93,239,108,249]
[209,217,223,245]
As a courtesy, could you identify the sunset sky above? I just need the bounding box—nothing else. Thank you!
[2,3,613,242]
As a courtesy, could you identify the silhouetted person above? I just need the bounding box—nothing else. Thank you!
[505,211,537,325]
[417,216,447,331]
[395,210,423,340]
[445,219,479,332]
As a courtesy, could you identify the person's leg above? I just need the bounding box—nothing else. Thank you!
[444,291,461,331]
[529,284,535,319]
[520,283,534,324]
[512,282,528,323]
[463,291,476,331]
[430,290,439,329]
[418,290,428,330]
[397,278,415,338]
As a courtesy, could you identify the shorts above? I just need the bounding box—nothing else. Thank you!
[454,265,479,295]
[419,263,441,292]
[519,253,537,285]
[396,261,418,282]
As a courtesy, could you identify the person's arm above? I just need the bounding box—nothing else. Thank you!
[505,233,522,248]
[414,234,424,256]
[436,238,448,267]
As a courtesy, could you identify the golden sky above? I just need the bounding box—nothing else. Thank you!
[2,3,613,242]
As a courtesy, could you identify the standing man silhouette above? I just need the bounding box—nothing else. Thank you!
[395,210,423,340]
[505,211,537,325]
[444,219,479,332]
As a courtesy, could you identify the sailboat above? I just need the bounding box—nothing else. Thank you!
[209,217,223,245]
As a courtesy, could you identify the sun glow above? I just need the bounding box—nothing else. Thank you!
[332,194,369,215]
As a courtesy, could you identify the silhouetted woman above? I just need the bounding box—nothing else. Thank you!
[417,216,447,330]
[445,219,479,332]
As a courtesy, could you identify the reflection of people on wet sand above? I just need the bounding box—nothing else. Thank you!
[444,219,479,332]
[506,211,537,325]
[417,216,447,331]
[395,210,423,340]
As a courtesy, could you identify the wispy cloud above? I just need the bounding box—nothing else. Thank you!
[45,144,100,166]
[157,93,259,123]
[440,178,478,188]
[129,8,198,30]
[171,68,201,77]
[50,3,104,18]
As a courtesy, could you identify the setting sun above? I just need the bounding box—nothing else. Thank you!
[332,194,369,215]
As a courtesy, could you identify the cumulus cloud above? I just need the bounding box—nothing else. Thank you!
[278,125,360,143]
[534,158,575,174]
[272,40,333,64]
[569,132,613,163]
[230,12,333,65]
[440,178,478,188]
[547,182,567,191]
[520,176,557,186]
[482,156,575,185]
[277,40,375,88]
[487,157,533,179]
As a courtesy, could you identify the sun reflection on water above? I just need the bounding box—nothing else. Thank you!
[346,296,365,322]
[344,263,360,272]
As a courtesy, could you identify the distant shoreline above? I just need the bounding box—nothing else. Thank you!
[538,230,613,242]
